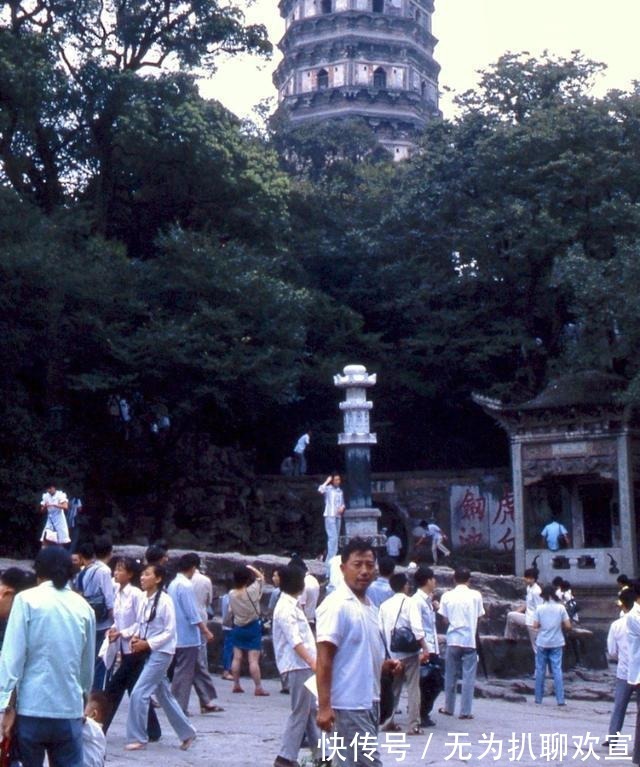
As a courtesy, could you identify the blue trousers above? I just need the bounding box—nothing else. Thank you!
[17,715,83,767]
[535,646,565,704]
[444,645,477,717]
[126,651,196,744]
[325,516,341,562]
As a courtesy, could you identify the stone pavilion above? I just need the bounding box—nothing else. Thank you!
[474,371,639,586]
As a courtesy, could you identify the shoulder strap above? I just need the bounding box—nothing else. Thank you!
[393,597,406,630]
[246,587,261,619]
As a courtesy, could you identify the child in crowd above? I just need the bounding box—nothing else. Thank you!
[83,692,108,767]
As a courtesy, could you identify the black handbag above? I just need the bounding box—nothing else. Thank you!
[389,598,421,653]
[419,656,444,693]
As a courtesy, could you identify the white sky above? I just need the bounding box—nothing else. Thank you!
[199,0,640,120]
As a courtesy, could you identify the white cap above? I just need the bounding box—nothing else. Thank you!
[407,561,418,573]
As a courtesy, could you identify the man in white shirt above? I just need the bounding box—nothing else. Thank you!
[427,519,450,564]
[438,566,485,719]
[39,482,70,546]
[385,531,403,561]
[626,592,640,763]
[318,475,346,563]
[411,566,442,727]
[606,588,636,743]
[316,538,401,767]
[504,568,542,653]
[190,557,223,713]
[378,573,425,735]
[272,565,321,767]
[293,431,311,475]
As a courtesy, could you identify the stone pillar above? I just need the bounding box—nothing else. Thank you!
[334,364,382,544]
[617,431,637,576]
[511,437,526,575]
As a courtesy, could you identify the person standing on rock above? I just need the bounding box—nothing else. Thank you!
[504,567,542,653]
[272,564,321,767]
[318,474,345,564]
[292,430,311,475]
[532,585,571,707]
[39,482,71,546]
[316,538,401,767]
[437,566,485,719]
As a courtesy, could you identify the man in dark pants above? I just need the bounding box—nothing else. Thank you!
[411,566,443,726]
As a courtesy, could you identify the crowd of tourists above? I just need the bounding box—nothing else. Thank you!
[0,484,638,766]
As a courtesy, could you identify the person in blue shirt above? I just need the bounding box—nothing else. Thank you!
[366,556,396,608]
[167,553,221,715]
[0,546,95,767]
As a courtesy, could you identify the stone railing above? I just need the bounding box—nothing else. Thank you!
[525,547,622,587]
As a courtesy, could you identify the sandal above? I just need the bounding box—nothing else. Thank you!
[438,708,453,716]
[381,723,402,733]
[232,686,244,693]
[459,714,474,720]
[180,736,196,751]
[200,704,225,713]
[254,689,270,696]
[125,743,147,751]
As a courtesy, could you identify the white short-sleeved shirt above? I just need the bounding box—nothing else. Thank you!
[316,583,384,710]
[41,490,68,510]
[534,601,569,648]
[386,535,402,557]
[294,433,310,454]
[273,592,316,674]
[525,582,543,626]
[438,584,485,648]
[607,614,629,680]
[626,604,640,684]
[379,593,419,660]
[300,573,320,622]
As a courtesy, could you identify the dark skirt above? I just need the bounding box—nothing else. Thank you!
[232,618,262,651]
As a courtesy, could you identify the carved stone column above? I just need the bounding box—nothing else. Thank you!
[334,364,382,544]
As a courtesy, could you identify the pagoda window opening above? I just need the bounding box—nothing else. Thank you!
[317,68,329,89]
[321,0,332,13]
[373,66,387,88]
[372,0,384,12]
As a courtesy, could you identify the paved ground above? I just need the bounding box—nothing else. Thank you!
[104,674,633,767]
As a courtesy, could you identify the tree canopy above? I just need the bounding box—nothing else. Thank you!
[3,41,640,553]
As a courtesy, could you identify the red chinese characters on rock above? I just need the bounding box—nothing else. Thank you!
[460,489,486,522]
[459,526,484,546]
[491,490,515,551]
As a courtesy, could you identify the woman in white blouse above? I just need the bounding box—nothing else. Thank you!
[102,558,161,739]
[125,564,196,751]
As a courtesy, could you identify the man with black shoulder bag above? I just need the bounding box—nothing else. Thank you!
[77,539,115,691]
[378,573,424,735]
